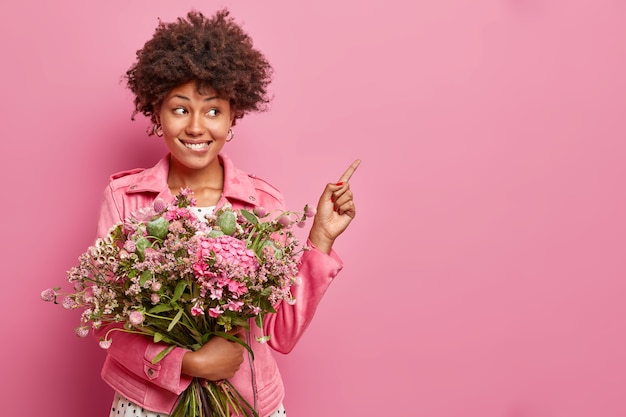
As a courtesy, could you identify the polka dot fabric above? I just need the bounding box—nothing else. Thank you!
[109,393,161,417]
[109,393,286,417]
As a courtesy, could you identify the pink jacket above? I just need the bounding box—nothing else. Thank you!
[94,154,343,416]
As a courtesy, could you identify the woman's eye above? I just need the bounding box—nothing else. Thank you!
[173,108,187,115]
[207,109,219,117]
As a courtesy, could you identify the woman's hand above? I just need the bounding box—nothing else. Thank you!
[181,328,245,381]
[308,159,361,254]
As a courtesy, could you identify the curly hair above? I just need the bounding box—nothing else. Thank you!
[126,9,273,129]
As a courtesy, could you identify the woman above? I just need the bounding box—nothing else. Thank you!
[96,9,359,417]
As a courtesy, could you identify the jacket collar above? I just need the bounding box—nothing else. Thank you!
[125,153,259,206]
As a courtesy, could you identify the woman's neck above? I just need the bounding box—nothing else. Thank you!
[167,158,224,207]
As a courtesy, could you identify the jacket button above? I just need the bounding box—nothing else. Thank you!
[147,368,154,375]
[249,196,256,201]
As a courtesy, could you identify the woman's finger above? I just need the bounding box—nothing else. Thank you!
[337,159,361,183]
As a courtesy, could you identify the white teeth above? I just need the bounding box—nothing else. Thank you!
[184,142,210,150]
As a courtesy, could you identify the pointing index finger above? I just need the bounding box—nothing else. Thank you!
[338,159,362,183]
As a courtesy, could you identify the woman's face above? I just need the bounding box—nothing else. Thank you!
[157,80,233,174]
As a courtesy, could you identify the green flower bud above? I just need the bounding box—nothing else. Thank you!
[135,236,151,260]
[207,229,225,238]
[216,211,237,236]
[146,217,169,240]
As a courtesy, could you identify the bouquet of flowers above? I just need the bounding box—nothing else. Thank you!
[41,189,314,417]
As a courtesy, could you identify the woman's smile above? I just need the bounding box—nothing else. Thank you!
[180,139,213,151]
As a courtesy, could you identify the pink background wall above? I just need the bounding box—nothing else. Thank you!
[1,1,625,416]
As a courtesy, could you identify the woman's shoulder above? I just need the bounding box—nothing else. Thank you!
[247,173,283,202]
[105,156,169,194]
[108,167,146,186]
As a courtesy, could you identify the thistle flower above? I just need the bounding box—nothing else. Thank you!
[40,288,56,302]
[75,326,90,338]
[153,197,167,213]
[99,339,112,349]
[62,296,77,310]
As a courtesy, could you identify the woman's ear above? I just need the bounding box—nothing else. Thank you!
[230,108,243,127]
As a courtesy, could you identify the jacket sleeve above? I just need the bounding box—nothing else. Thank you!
[94,185,193,395]
[263,240,343,354]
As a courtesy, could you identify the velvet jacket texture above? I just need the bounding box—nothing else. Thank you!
[94,153,343,416]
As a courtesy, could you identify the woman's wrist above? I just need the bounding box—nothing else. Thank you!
[181,350,200,377]
[308,226,334,254]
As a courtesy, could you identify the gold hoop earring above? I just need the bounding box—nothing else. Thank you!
[153,124,163,137]
[226,128,235,142]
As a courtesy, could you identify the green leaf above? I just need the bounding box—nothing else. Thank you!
[167,308,184,332]
[151,344,176,364]
[230,316,251,329]
[171,280,187,303]
[153,332,164,343]
[259,297,276,313]
[240,209,259,225]
[148,304,173,314]
[139,270,152,287]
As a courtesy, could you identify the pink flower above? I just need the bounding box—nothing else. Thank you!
[225,300,244,312]
[304,205,316,217]
[191,305,204,316]
[208,307,224,318]
[40,288,56,302]
[209,287,223,300]
[99,339,112,349]
[62,296,77,310]
[151,282,161,291]
[277,215,291,228]
[194,236,259,276]
[75,326,90,338]
[150,293,161,304]
[129,311,144,326]
[227,280,248,296]
[123,240,136,252]
[254,207,268,217]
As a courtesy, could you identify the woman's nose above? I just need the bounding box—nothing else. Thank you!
[185,114,205,136]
